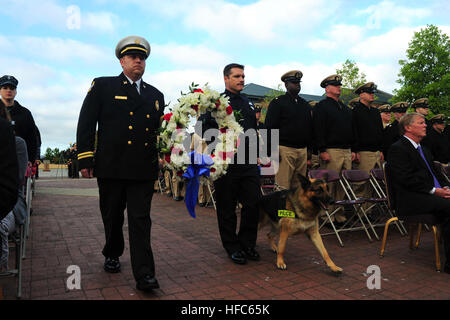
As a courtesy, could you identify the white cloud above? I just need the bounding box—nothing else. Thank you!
[349,25,450,62]
[358,1,431,29]
[16,37,112,64]
[349,27,417,61]
[0,0,119,33]
[358,62,400,94]
[83,11,120,33]
[308,24,365,51]
[153,43,230,68]
[124,0,339,43]
[184,0,331,41]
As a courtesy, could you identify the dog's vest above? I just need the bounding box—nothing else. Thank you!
[260,189,298,222]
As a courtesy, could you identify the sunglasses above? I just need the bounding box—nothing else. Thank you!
[1,85,16,90]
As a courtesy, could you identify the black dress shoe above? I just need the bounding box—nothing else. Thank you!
[174,196,184,201]
[244,247,260,261]
[104,257,120,273]
[136,275,160,291]
[229,251,247,265]
[198,202,206,207]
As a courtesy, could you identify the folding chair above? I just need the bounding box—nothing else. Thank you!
[308,169,371,247]
[0,219,25,299]
[259,162,280,195]
[370,168,406,235]
[162,169,174,196]
[30,163,37,197]
[260,174,278,195]
[155,170,166,194]
[434,161,450,185]
[379,162,441,271]
[22,164,34,260]
[340,169,388,241]
[205,179,217,211]
[443,165,450,180]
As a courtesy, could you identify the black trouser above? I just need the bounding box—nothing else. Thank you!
[214,173,261,255]
[68,163,72,178]
[72,160,79,178]
[97,178,155,281]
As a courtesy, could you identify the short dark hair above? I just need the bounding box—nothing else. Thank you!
[223,63,244,77]
[399,112,424,135]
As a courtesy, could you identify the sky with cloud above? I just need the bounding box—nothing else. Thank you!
[0,0,448,153]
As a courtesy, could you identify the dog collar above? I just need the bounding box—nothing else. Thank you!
[278,210,296,218]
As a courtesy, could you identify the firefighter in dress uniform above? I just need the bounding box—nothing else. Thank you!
[76,36,165,292]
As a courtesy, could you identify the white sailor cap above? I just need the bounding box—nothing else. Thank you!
[115,35,151,60]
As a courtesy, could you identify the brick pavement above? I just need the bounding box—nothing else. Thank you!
[1,177,450,300]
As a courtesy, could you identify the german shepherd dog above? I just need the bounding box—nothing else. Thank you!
[259,174,343,273]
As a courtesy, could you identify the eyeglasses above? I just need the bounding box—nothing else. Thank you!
[1,85,16,90]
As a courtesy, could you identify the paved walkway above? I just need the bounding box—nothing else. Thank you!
[1,177,450,300]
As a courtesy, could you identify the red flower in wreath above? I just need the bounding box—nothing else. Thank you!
[176,170,184,177]
[220,127,228,134]
[215,99,221,108]
[219,151,234,160]
[193,89,204,94]
[226,105,233,115]
[165,154,171,163]
[192,104,199,112]
[163,113,173,122]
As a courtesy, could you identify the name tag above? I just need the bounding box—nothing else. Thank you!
[115,96,128,100]
[278,210,295,218]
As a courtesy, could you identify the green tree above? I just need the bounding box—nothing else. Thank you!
[393,25,450,116]
[43,147,67,163]
[337,59,367,89]
[336,59,367,104]
[44,147,54,161]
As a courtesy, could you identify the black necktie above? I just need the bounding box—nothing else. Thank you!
[132,82,140,95]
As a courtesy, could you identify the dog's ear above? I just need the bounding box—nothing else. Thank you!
[297,174,311,190]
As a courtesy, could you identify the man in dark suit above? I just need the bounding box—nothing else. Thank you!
[388,112,450,273]
[0,117,19,220]
[76,36,165,291]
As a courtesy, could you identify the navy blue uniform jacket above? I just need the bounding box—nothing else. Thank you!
[76,73,165,180]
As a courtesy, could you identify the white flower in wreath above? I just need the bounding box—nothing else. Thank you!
[160,84,243,181]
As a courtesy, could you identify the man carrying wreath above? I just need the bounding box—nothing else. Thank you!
[197,63,262,265]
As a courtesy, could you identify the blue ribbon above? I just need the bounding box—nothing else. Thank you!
[183,151,214,218]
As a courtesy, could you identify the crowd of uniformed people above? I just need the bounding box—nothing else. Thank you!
[1,35,449,293]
